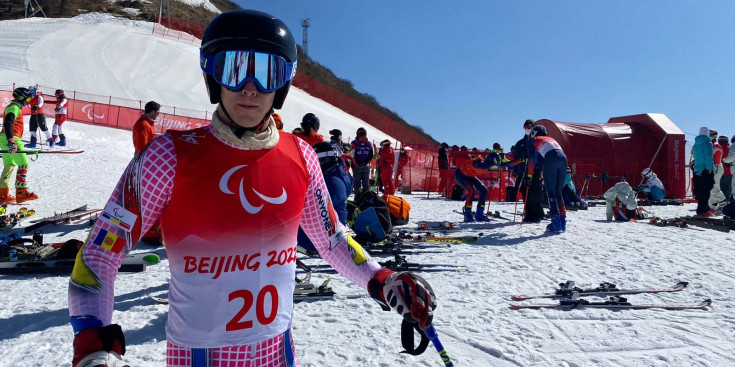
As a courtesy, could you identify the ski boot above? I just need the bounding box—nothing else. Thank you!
[474,204,492,222]
[49,135,57,147]
[560,215,567,232]
[15,187,39,204]
[57,134,67,147]
[27,136,37,149]
[545,215,564,233]
[462,205,475,222]
[0,188,15,205]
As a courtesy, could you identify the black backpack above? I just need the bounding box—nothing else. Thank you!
[347,190,393,242]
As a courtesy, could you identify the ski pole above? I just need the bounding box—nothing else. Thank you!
[424,324,455,367]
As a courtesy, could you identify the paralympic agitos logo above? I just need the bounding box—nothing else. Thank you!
[219,164,287,214]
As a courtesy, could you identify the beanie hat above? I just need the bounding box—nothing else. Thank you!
[699,127,709,136]
[524,119,536,128]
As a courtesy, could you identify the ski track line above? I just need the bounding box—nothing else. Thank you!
[437,326,525,367]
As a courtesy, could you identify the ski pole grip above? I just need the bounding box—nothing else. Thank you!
[424,324,455,367]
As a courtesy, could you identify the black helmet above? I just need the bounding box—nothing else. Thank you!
[301,113,320,131]
[329,129,342,138]
[524,119,536,128]
[201,9,297,108]
[12,87,33,102]
[313,142,340,171]
[530,125,547,138]
[718,136,729,146]
[55,89,64,97]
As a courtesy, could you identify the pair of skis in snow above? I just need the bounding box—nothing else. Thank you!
[510,281,712,310]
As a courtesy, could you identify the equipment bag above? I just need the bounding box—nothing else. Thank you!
[382,194,411,226]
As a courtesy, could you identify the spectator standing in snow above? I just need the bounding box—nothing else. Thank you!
[511,119,545,223]
[51,89,68,146]
[132,101,160,154]
[350,127,374,195]
[67,10,435,367]
[722,135,735,200]
[437,142,449,195]
[717,135,731,200]
[691,127,715,216]
[27,89,53,148]
[708,129,727,207]
[293,112,324,146]
[395,146,409,188]
[379,139,395,195]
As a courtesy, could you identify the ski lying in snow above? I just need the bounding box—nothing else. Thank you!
[0,251,160,275]
[3,149,85,155]
[510,296,712,311]
[511,281,689,301]
[24,205,102,233]
[647,217,704,231]
[379,255,466,273]
[674,216,733,232]
[415,220,456,230]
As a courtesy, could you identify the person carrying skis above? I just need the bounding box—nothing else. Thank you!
[691,127,715,216]
[455,153,499,222]
[293,112,324,146]
[350,127,374,195]
[52,89,69,146]
[27,88,54,148]
[132,100,160,154]
[1,87,40,204]
[637,168,666,201]
[67,10,436,367]
[527,125,568,232]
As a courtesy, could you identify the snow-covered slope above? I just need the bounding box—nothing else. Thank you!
[0,14,396,143]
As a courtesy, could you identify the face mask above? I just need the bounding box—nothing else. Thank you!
[524,128,532,136]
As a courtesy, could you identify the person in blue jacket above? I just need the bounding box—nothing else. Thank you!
[691,127,715,216]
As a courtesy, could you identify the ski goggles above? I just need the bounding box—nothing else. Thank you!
[200,50,297,93]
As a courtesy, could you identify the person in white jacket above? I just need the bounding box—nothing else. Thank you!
[639,168,666,201]
[722,135,735,201]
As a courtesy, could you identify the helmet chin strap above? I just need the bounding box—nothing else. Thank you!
[219,104,273,138]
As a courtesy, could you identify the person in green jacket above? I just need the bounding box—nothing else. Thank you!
[1,87,40,204]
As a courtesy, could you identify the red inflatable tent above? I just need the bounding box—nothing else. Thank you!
[535,113,686,199]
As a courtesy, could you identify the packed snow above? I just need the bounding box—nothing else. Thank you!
[1,13,734,367]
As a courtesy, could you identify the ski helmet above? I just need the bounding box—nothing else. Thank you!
[718,136,729,146]
[529,125,547,138]
[356,127,367,137]
[709,129,718,139]
[641,168,652,179]
[313,142,340,171]
[200,9,297,108]
[12,87,33,102]
[329,129,342,139]
[301,113,320,131]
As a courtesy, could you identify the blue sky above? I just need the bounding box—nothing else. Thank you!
[235,1,734,149]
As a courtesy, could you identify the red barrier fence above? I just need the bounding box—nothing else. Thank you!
[1,84,212,135]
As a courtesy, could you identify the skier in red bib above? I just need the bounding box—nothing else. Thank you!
[67,10,436,367]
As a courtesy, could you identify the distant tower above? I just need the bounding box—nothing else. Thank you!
[301,17,311,58]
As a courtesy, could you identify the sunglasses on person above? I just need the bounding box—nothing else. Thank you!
[200,50,297,93]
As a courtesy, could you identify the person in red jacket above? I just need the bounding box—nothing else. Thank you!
[292,112,324,146]
[719,135,732,200]
[132,101,160,154]
[455,154,499,222]
[51,89,69,146]
[379,140,396,195]
[27,89,53,148]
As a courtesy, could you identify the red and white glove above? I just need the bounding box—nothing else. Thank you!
[368,268,437,330]
[7,140,18,154]
[72,324,128,367]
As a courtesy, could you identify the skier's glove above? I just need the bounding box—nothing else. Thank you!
[72,324,127,367]
[368,268,437,330]
[31,105,38,113]
[55,107,61,112]
[7,140,17,154]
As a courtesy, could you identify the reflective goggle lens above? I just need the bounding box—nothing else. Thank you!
[201,50,296,93]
